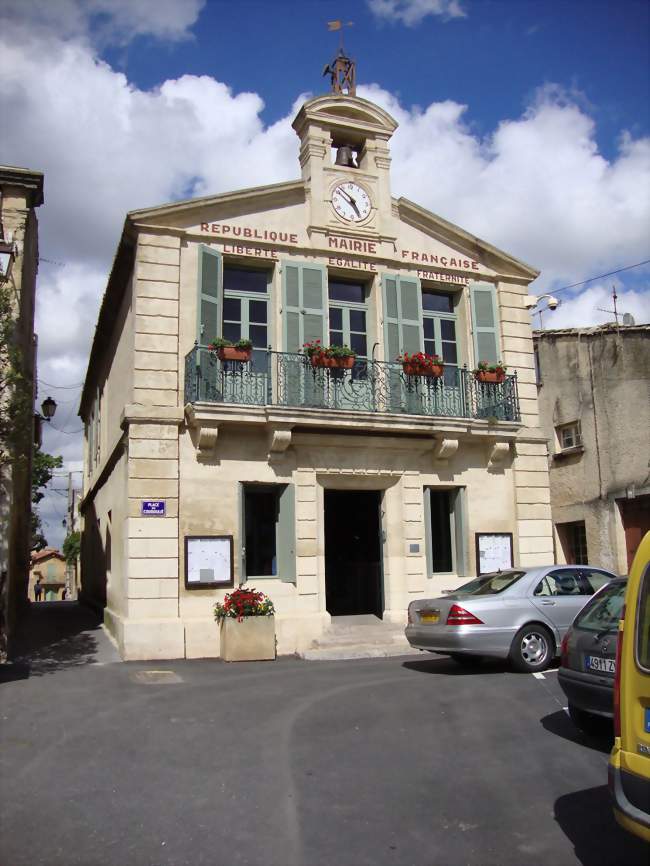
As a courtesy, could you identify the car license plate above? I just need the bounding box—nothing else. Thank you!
[420,611,439,624]
[585,655,615,674]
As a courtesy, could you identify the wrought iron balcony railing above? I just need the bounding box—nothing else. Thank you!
[184,346,521,423]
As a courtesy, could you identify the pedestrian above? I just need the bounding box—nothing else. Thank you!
[34,577,42,602]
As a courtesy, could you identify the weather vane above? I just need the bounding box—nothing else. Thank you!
[323,19,356,96]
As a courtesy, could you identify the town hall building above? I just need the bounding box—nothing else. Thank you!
[79,66,553,660]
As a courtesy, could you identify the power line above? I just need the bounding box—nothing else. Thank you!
[551,258,650,296]
[38,379,83,390]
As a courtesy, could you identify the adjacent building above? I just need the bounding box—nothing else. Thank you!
[29,549,66,601]
[0,165,44,661]
[79,87,554,660]
[534,323,650,574]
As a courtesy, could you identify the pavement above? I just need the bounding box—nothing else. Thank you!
[1,602,648,866]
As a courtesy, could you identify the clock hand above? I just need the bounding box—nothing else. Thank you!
[338,189,360,216]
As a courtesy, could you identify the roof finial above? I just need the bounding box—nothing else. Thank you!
[323,20,356,96]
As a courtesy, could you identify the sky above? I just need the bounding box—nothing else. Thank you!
[1,0,649,547]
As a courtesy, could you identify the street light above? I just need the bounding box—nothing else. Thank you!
[40,396,57,420]
[524,293,560,328]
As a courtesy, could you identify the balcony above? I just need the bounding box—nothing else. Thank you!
[184,346,521,424]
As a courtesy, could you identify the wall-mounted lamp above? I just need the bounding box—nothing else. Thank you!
[524,293,560,328]
[40,396,57,421]
[0,239,15,283]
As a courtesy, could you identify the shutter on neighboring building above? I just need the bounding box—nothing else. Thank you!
[197,245,221,344]
[277,484,296,584]
[282,260,327,352]
[470,283,500,365]
[381,273,424,361]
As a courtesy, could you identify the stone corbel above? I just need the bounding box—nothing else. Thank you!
[197,425,219,454]
[268,424,293,460]
[433,437,459,465]
[488,441,511,469]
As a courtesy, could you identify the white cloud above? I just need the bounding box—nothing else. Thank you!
[0,0,205,45]
[2,13,649,546]
[535,282,650,331]
[367,0,466,26]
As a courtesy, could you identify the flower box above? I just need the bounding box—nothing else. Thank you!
[218,346,252,363]
[402,362,444,378]
[475,370,505,384]
[219,615,276,662]
[311,354,355,369]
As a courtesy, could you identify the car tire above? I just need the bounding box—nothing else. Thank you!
[449,653,482,666]
[568,703,607,736]
[509,624,554,672]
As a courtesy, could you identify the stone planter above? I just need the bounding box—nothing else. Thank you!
[218,346,252,362]
[475,370,505,384]
[219,615,276,662]
[402,363,444,378]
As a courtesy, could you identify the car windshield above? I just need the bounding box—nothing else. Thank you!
[574,580,626,633]
[454,571,527,596]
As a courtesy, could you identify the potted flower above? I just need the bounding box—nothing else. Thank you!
[209,337,253,363]
[474,360,507,383]
[303,340,356,369]
[398,351,444,378]
[214,586,276,662]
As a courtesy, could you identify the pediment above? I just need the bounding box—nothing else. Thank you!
[292,94,398,142]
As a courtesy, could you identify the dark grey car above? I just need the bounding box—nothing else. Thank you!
[558,577,627,733]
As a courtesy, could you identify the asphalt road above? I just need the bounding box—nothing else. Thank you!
[1,604,647,866]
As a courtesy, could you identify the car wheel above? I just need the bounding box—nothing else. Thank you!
[509,624,554,672]
[568,703,607,736]
[449,653,482,666]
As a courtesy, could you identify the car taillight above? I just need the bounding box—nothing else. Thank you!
[560,631,570,667]
[446,604,484,626]
[407,602,414,625]
[613,604,625,739]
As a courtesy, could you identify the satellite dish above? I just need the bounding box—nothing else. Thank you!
[622,313,635,325]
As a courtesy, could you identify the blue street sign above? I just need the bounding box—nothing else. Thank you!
[141,500,166,516]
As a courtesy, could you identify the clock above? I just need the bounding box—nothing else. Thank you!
[331,182,372,222]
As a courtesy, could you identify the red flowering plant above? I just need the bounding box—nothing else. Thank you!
[214,587,275,623]
[475,360,507,374]
[302,339,355,360]
[397,351,444,374]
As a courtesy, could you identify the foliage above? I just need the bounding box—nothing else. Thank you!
[62,530,81,564]
[30,447,63,550]
[0,282,33,470]
[214,587,275,623]
[397,351,443,368]
[475,360,507,373]
[208,338,253,351]
[302,339,356,359]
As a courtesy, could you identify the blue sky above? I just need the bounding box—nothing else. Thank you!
[0,0,648,545]
[106,0,649,161]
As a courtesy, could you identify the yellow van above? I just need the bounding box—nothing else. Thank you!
[609,530,650,842]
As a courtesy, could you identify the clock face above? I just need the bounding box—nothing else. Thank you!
[332,182,372,222]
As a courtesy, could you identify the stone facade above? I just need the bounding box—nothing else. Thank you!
[534,324,650,574]
[79,94,554,660]
[0,165,43,660]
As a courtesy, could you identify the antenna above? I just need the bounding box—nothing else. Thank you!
[596,286,631,326]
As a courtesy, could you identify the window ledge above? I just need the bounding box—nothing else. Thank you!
[553,444,585,461]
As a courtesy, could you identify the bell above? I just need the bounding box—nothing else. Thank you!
[334,145,356,168]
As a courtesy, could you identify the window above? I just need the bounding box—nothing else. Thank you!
[557,421,582,450]
[575,580,626,632]
[455,571,526,595]
[580,569,612,594]
[557,520,588,564]
[328,278,368,359]
[223,265,271,372]
[242,483,295,582]
[636,563,650,671]
[539,569,589,597]
[422,288,458,387]
[424,488,466,575]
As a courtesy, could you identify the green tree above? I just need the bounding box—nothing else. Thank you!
[30,447,63,550]
[0,282,33,470]
[62,530,81,564]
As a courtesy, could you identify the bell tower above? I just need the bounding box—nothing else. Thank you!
[291,72,399,244]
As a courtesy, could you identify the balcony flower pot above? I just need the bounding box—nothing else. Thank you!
[402,362,444,378]
[215,588,276,662]
[475,369,505,384]
[310,353,355,370]
[218,346,252,363]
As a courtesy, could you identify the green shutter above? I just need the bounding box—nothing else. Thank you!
[277,483,296,584]
[282,260,327,352]
[197,245,222,344]
[381,273,424,361]
[470,282,500,365]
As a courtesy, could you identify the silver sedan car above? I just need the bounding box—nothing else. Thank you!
[405,565,618,672]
